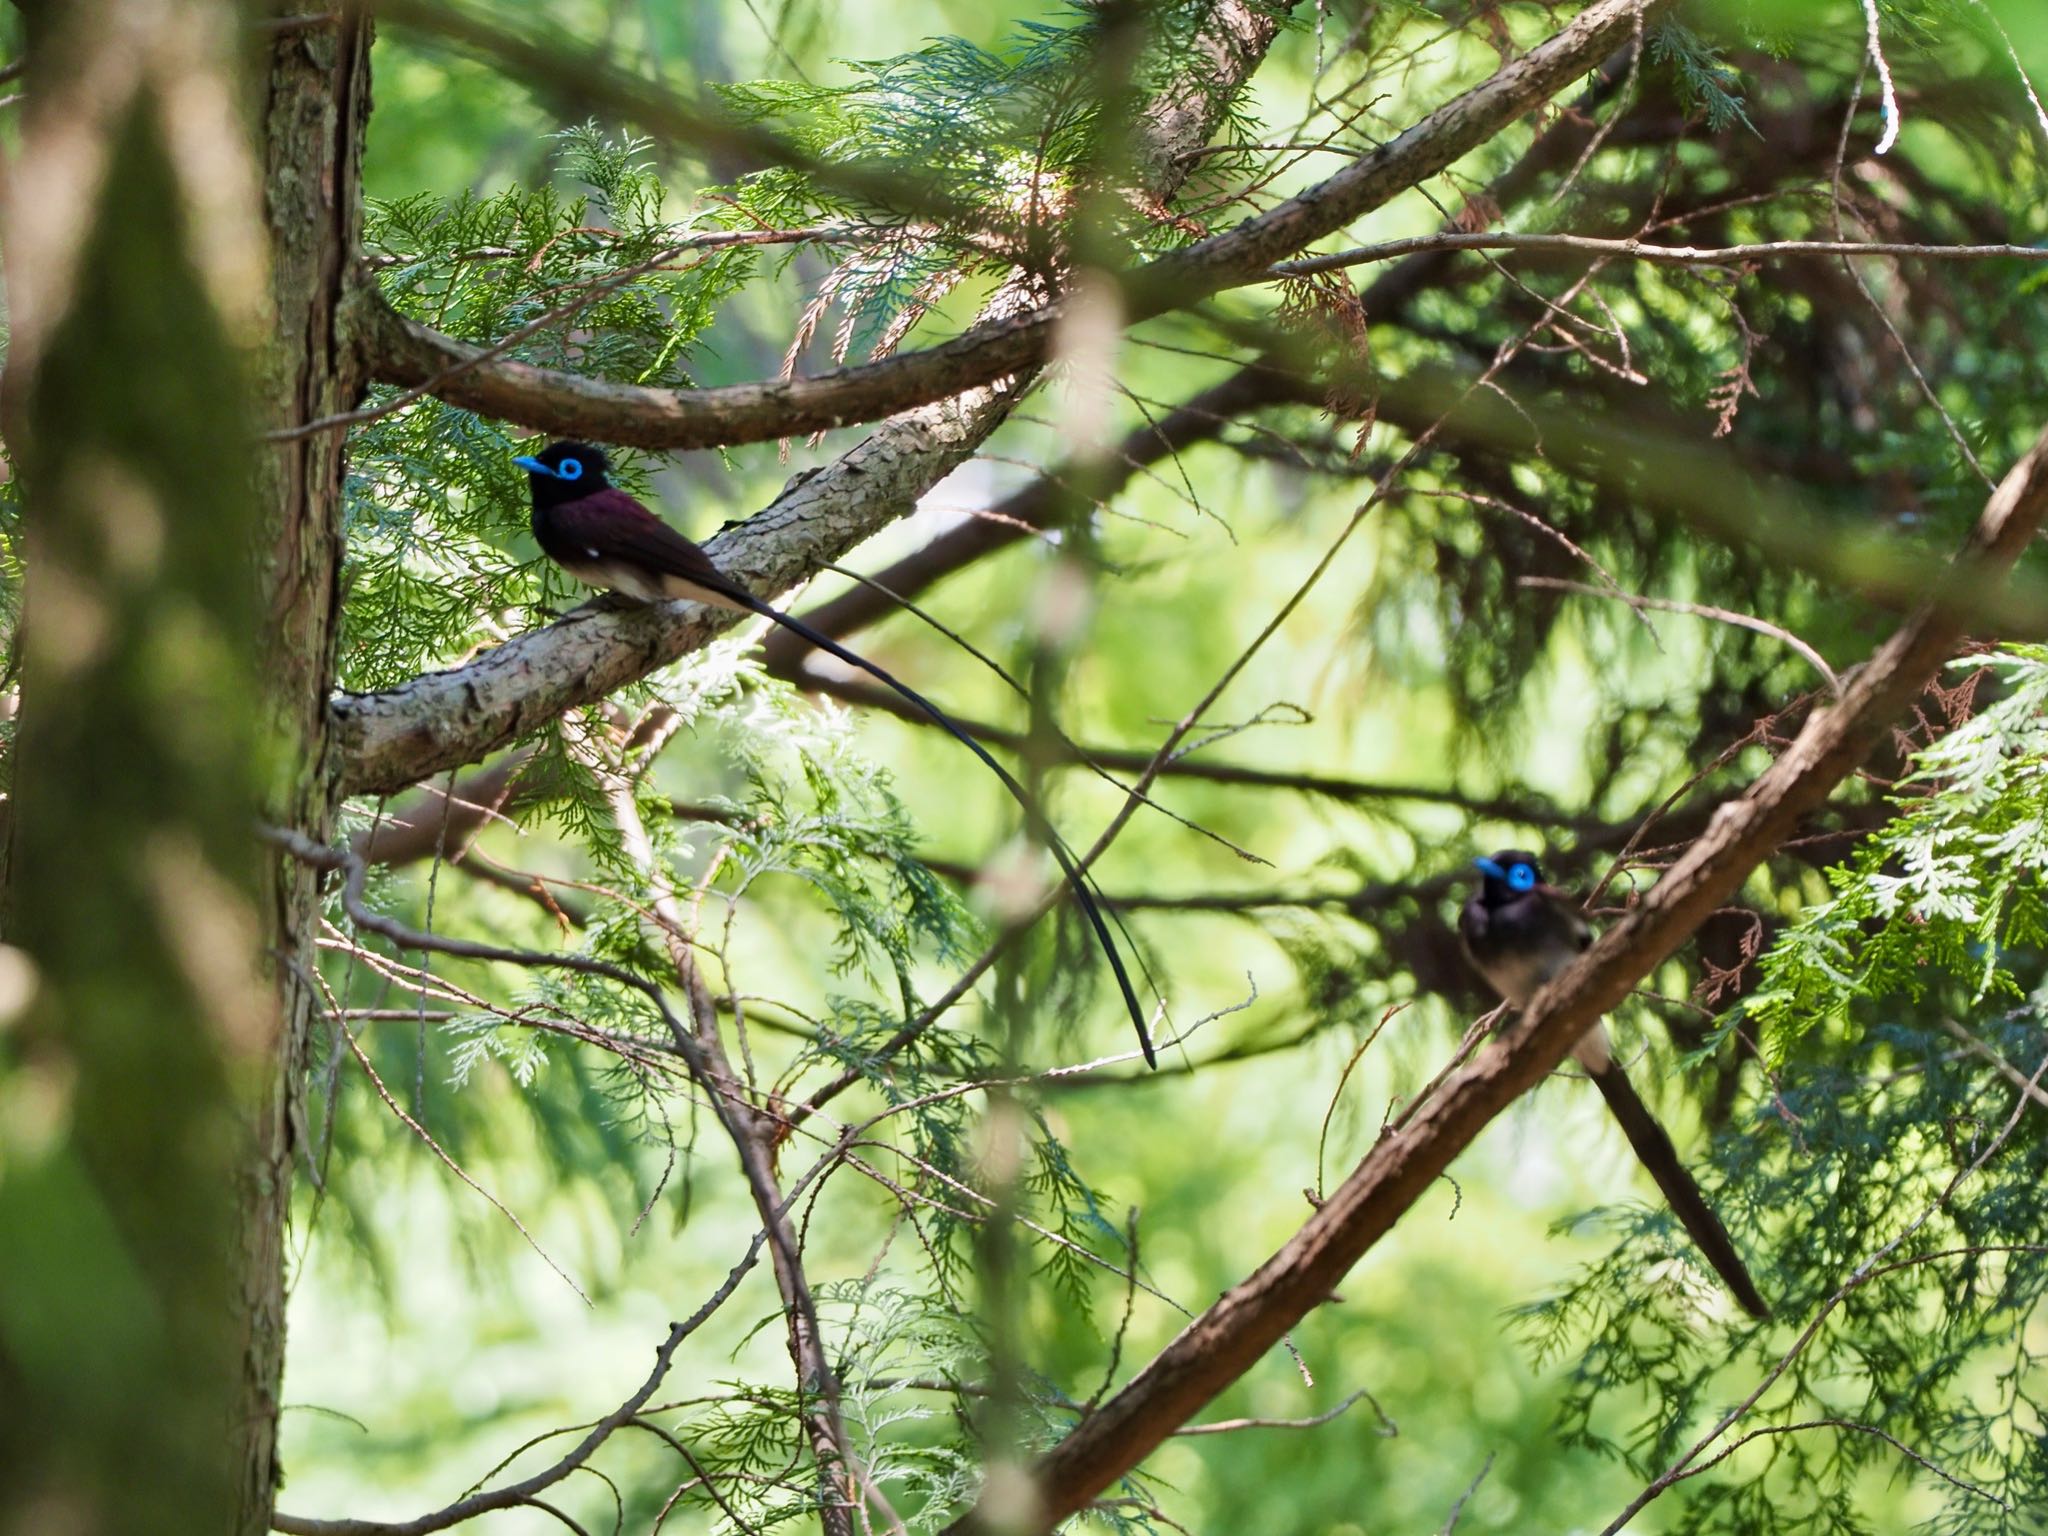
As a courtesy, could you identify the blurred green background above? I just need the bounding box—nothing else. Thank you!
[247,1,2048,1532]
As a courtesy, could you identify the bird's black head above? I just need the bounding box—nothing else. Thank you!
[513,441,612,509]
[1472,848,1545,904]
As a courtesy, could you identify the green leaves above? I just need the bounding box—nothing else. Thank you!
[1650,21,1757,136]
[342,127,755,691]
[1746,649,2048,1065]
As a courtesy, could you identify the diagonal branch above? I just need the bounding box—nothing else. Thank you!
[272,1320,698,1536]
[935,422,2048,1534]
[261,830,833,1536]
[765,667,1576,822]
[361,0,1667,449]
[755,354,1316,667]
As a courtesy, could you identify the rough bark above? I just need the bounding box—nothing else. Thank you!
[758,47,1650,665]
[335,0,1294,799]
[238,11,375,1530]
[336,0,1656,801]
[0,5,339,1535]
[331,400,1003,795]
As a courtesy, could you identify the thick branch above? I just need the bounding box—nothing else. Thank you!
[335,0,1292,798]
[358,287,1054,451]
[939,424,2048,1533]
[361,0,1666,449]
[333,401,1005,796]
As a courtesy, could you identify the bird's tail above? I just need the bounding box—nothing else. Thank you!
[734,591,1156,1067]
[1585,1059,1769,1318]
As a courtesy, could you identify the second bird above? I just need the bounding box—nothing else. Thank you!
[514,439,1156,1066]
[1460,848,1769,1317]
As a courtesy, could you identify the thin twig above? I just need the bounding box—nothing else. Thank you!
[1826,66,1993,488]
[1174,1387,1394,1437]
[1274,231,2048,280]
[273,1319,694,1536]
[804,567,1268,865]
[1938,1019,2048,1112]
[1664,1418,2006,1509]
[1437,1452,1496,1534]
[318,990,591,1305]
[1518,576,1841,695]
[1597,1045,2048,1534]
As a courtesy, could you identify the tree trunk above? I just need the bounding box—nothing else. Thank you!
[0,9,370,1535]
[236,13,374,1532]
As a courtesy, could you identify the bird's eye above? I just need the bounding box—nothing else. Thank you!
[1507,863,1537,891]
[556,458,583,481]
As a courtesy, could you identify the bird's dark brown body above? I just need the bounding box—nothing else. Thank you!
[526,473,749,609]
[512,439,1157,1067]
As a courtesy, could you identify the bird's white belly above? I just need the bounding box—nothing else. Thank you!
[1471,949,1610,1068]
[555,559,747,611]
[1470,948,1562,1009]
[556,557,668,602]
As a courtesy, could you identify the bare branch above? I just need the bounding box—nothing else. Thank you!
[265,826,848,1536]
[756,355,1315,666]
[367,0,980,227]
[272,1321,700,1536]
[1662,1418,2007,1510]
[1517,576,1842,695]
[1173,1387,1394,1438]
[757,46,1662,664]
[765,668,1578,822]
[287,225,881,443]
[329,1007,590,1304]
[1372,362,2048,638]
[1273,230,2048,279]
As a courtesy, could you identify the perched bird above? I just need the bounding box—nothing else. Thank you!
[514,440,1156,1066]
[1459,849,1768,1317]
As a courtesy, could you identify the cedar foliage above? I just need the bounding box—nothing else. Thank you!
[6,1,2048,1532]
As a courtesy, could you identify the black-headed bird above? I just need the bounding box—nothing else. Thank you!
[1460,848,1767,1317]
[513,440,1155,1066]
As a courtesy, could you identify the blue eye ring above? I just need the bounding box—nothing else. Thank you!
[556,457,583,481]
[1506,862,1537,892]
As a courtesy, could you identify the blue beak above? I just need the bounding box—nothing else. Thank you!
[512,454,553,477]
[1473,857,1508,880]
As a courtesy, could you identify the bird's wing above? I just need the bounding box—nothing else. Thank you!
[1455,896,1483,944]
[551,489,748,600]
[1537,884,1594,950]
